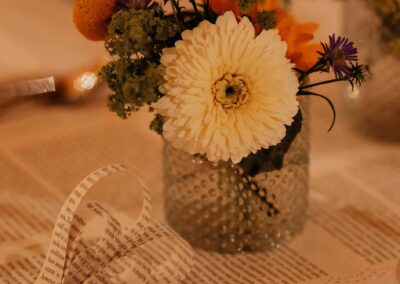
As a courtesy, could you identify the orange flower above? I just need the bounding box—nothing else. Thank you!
[208,0,240,16]
[73,0,118,41]
[258,0,320,70]
[206,0,320,69]
[207,0,259,18]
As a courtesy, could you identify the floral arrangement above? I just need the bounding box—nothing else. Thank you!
[369,0,400,56]
[73,0,369,176]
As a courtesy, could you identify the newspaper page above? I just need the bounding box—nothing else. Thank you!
[0,102,399,283]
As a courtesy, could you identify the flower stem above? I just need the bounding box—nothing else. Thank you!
[297,90,336,132]
[204,0,211,21]
[293,68,305,75]
[189,0,200,18]
[239,170,280,216]
[170,0,184,29]
[300,77,347,90]
[298,59,327,82]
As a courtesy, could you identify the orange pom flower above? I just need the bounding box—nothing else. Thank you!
[258,0,320,70]
[73,0,118,41]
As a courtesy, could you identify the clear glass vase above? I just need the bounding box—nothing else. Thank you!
[163,99,310,253]
[343,0,400,141]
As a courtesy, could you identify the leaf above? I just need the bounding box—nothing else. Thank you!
[239,110,303,177]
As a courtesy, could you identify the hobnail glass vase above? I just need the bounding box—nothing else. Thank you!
[163,99,310,253]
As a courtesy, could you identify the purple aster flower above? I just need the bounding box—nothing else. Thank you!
[349,63,370,87]
[320,34,359,79]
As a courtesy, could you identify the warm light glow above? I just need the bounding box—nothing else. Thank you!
[73,72,98,92]
[348,85,360,100]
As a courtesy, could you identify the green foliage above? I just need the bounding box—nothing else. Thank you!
[122,63,162,106]
[101,56,163,119]
[371,0,400,21]
[369,0,400,57]
[101,8,179,120]
[106,9,179,57]
[239,110,303,177]
[150,113,165,135]
[257,11,277,30]
[238,0,257,13]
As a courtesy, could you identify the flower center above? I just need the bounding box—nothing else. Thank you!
[212,74,249,109]
[332,48,346,64]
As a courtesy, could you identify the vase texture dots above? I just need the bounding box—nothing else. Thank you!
[163,99,310,253]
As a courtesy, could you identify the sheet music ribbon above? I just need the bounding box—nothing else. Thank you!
[35,164,193,284]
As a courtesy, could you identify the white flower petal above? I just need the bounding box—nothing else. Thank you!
[155,12,299,163]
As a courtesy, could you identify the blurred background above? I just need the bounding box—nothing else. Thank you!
[0,0,104,83]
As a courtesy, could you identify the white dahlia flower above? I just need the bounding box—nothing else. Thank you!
[156,12,299,163]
